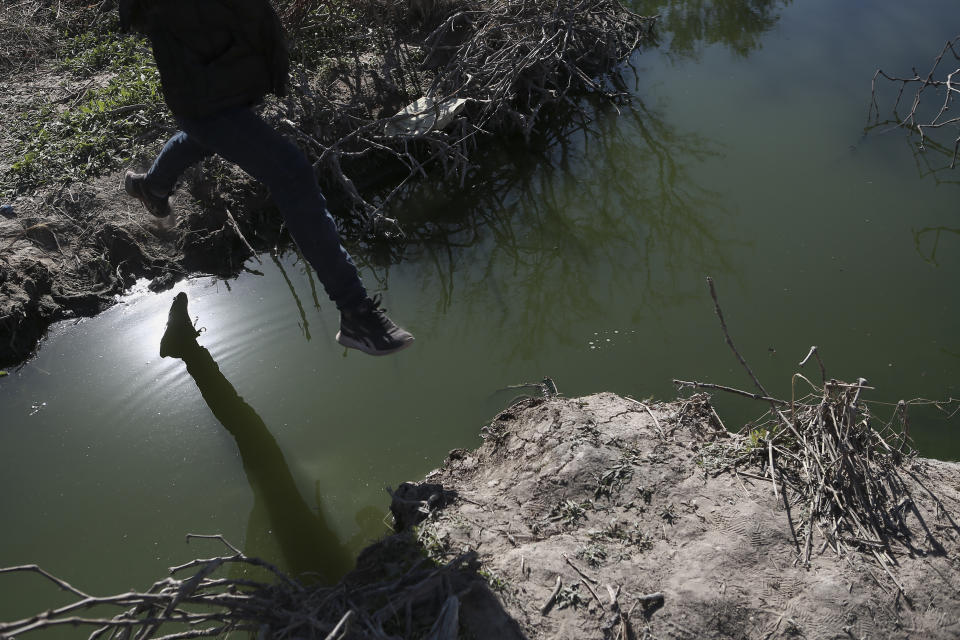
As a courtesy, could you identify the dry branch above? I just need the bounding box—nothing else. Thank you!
[705,277,775,411]
[673,379,787,406]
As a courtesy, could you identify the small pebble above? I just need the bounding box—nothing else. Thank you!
[0,205,14,217]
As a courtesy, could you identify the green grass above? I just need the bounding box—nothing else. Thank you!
[555,583,585,610]
[414,524,450,563]
[60,29,155,76]
[2,28,168,196]
[478,566,508,592]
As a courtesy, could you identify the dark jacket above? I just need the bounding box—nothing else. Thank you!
[120,0,289,119]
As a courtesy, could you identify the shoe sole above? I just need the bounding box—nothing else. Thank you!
[336,331,414,356]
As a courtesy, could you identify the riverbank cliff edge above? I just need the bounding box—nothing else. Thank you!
[362,392,960,639]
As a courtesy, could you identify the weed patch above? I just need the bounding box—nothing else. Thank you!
[3,29,168,196]
[414,523,450,563]
[479,566,508,592]
[555,583,584,610]
[589,520,654,551]
[546,499,592,527]
[594,460,633,499]
[59,29,152,76]
[575,541,608,567]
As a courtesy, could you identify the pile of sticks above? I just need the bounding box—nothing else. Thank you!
[422,0,656,133]
[271,0,656,239]
[0,535,480,640]
[755,375,913,579]
[679,372,915,583]
[677,279,929,589]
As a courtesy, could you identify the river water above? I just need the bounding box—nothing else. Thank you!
[1,0,958,625]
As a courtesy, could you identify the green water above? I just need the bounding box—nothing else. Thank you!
[2,0,958,626]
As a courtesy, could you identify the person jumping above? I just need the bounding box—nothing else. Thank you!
[119,0,414,356]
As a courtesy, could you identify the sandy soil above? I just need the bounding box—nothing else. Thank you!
[393,393,960,639]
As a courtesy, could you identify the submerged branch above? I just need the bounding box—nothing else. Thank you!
[867,35,960,168]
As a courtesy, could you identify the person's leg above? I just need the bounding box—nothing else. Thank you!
[144,130,213,197]
[176,107,367,309]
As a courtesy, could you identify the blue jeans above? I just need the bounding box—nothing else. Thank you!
[145,106,367,310]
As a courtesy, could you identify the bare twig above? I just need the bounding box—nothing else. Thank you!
[323,610,354,640]
[562,555,598,585]
[562,555,603,607]
[767,438,780,504]
[184,533,243,555]
[0,565,93,600]
[223,208,263,265]
[624,397,663,434]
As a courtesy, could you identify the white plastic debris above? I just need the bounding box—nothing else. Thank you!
[384,96,468,137]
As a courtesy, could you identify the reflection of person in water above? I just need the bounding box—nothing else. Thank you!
[160,292,352,581]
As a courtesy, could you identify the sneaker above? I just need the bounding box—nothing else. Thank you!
[124,170,171,218]
[336,294,414,356]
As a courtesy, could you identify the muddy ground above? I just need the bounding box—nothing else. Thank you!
[380,393,960,640]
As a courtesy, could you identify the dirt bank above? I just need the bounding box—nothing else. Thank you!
[3,389,958,639]
[395,392,960,639]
